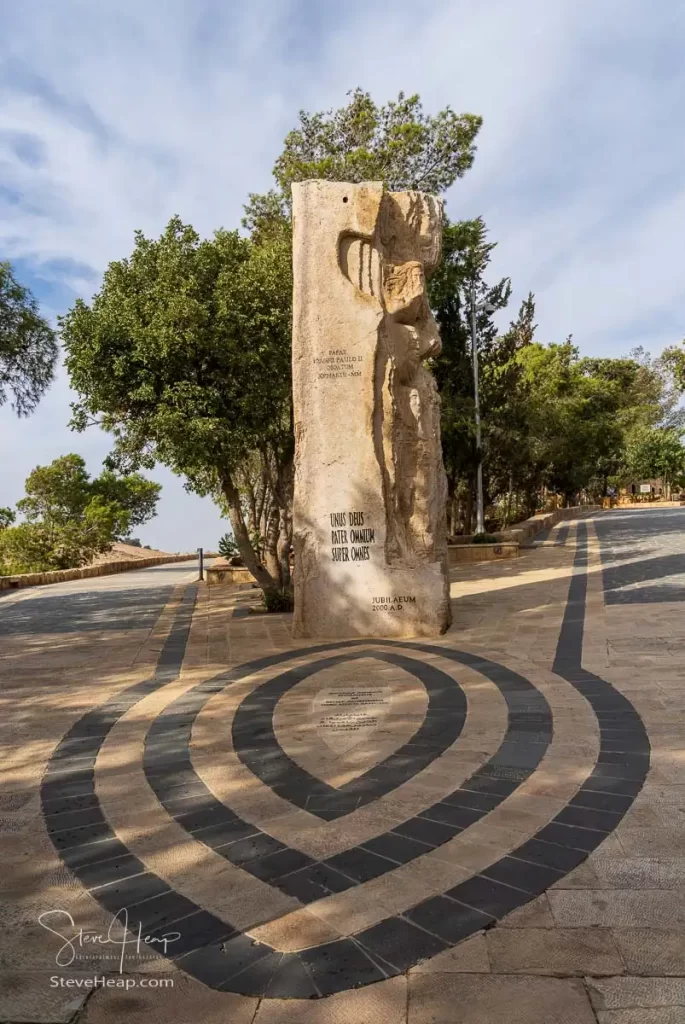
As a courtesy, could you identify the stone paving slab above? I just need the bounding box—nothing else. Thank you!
[595,1011,685,1024]
[486,926,624,975]
[79,973,257,1024]
[408,973,597,1023]
[586,976,685,1012]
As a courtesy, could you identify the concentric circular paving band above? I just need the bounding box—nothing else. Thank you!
[40,525,650,999]
[230,649,471,820]
[144,645,551,899]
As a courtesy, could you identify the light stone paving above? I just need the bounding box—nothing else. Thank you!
[2,512,685,1021]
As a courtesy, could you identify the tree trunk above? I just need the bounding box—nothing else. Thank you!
[264,503,281,583]
[464,488,473,535]
[277,507,291,591]
[245,479,258,543]
[261,446,294,592]
[445,472,456,537]
[255,467,269,558]
[220,471,280,596]
[504,470,514,528]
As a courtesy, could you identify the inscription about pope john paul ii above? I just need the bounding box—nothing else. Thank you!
[314,349,362,380]
[329,511,375,562]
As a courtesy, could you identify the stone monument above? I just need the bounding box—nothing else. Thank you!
[291,180,452,638]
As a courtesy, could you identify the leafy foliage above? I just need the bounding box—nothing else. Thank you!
[432,241,684,531]
[17,454,159,534]
[0,455,160,574]
[661,341,685,393]
[217,533,237,557]
[0,508,117,575]
[0,507,16,530]
[244,88,482,236]
[622,426,685,485]
[218,533,240,559]
[91,471,162,531]
[517,344,685,504]
[430,218,534,531]
[63,221,291,482]
[61,217,293,599]
[0,262,58,416]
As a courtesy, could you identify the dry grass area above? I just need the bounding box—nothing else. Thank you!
[90,541,180,564]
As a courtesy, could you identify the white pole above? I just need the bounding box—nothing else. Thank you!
[471,279,485,534]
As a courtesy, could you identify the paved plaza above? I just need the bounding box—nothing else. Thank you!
[2,508,685,1022]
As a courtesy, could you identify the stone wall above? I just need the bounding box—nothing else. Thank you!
[0,553,197,591]
[450,505,602,547]
[206,565,254,586]
[501,504,602,544]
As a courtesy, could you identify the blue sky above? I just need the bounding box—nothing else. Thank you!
[1,0,684,550]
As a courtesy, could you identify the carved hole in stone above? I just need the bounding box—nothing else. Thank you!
[339,235,378,297]
[342,196,348,203]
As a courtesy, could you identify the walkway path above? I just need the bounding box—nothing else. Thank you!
[2,512,685,1023]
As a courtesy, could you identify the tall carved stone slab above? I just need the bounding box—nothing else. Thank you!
[292,180,451,638]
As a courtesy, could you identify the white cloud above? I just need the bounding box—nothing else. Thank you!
[1,0,684,548]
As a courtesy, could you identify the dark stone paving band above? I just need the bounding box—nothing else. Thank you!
[144,643,551,898]
[231,649,468,820]
[40,524,649,999]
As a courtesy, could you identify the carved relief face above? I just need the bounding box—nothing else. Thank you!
[336,187,443,376]
[379,192,443,370]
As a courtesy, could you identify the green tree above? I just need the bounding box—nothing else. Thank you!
[0,502,124,574]
[91,470,161,532]
[17,454,159,536]
[244,88,482,237]
[482,294,538,525]
[661,340,685,393]
[0,262,58,415]
[17,453,92,525]
[0,523,61,573]
[0,507,15,529]
[61,220,293,601]
[623,426,685,490]
[429,218,527,532]
[516,342,655,506]
[0,455,161,574]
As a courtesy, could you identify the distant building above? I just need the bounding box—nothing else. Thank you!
[619,478,671,501]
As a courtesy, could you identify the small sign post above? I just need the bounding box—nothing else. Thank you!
[198,547,204,581]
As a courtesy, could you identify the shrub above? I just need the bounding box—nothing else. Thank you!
[263,588,294,613]
[472,532,500,544]
[218,533,240,559]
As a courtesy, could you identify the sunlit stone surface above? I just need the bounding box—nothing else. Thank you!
[291,180,452,638]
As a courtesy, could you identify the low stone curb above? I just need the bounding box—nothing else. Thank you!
[206,564,255,586]
[450,505,602,548]
[448,542,519,564]
[0,553,197,591]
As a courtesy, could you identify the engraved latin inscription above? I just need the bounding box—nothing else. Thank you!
[329,511,376,562]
